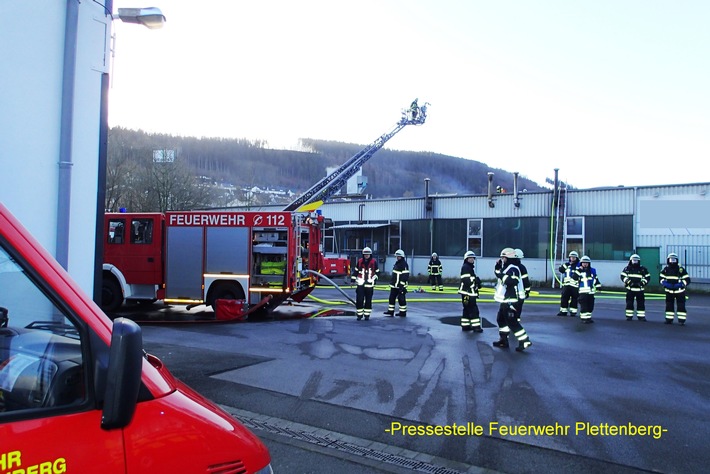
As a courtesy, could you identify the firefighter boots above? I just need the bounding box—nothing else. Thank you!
[492,334,509,348]
[515,341,533,352]
[396,312,407,317]
[383,311,394,317]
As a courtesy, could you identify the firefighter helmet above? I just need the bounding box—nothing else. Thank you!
[580,255,591,263]
[630,254,640,262]
[569,251,579,258]
[362,247,372,255]
[667,252,678,263]
[500,247,516,258]
[514,248,524,259]
[464,250,476,259]
[395,249,405,257]
[432,252,438,258]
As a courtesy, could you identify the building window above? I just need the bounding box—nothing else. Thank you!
[585,215,633,260]
[467,219,482,257]
[401,220,430,256]
[388,221,401,255]
[482,217,547,258]
[566,217,584,257]
[432,219,467,257]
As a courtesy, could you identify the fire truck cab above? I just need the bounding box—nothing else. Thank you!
[0,203,272,473]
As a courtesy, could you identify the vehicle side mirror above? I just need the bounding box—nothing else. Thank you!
[101,318,143,430]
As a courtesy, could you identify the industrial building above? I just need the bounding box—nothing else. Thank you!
[316,177,710,291]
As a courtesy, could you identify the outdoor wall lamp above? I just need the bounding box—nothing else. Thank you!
[117,7,166,29]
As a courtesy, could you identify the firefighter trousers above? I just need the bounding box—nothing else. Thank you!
[664,293,687,323]
[560,286,579,314]
[388,287,407,314]
[355,286,374,319]
[625,291,646,317]
[496,303,530,344]
[460,295,480,329]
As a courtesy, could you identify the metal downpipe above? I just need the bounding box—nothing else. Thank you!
[56,0,80,269]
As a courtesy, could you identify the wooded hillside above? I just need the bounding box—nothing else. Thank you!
[107,127,543,210]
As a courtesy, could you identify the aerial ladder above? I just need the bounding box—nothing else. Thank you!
[283,99,428,212]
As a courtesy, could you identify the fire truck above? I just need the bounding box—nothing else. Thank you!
[0,203,272,472]
[101,101,427,315]
[102,210,325,313]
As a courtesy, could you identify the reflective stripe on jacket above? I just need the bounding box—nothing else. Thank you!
[428,259,443,276]
[353,257,379,287]
[559,261,580,287]
[660,264,690,294]
[458,261,479,297]
[620,264,650,292]
[390,259,410,289]
[577,267,601,294]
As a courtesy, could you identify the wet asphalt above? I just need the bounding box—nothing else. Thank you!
[123,285,710,474]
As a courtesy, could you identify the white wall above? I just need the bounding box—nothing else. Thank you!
[0,1,110,294]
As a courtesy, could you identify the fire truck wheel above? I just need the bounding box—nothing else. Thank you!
[101,278,124,313]
[209,283,244,312]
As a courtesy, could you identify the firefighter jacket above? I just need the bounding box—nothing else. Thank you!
[493,259,505,281]
[558,260,580,287]
[659,262,690,294]
[518,262,532,298]
[389,258,410,289]
[494,259,525,304]
[577,266,601,295]
[620,263,650,292]
[427,258,443,276]
[458,260,480,297]
[352,256,379,288]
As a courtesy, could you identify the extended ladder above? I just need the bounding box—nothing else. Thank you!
[283,100,428,212]
[552,182,568,288]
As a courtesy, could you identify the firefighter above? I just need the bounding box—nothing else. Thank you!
[428,252,444,291]
[659,252,691,325]
[620,254,651,321]
[384,249,409,317]
[492,248,532,351]
[458,251,482,332]
[410,98,419,120]
[351,247,378,320]
[576,255,601,324]
[513,248,531,319]
[557,251,580,317]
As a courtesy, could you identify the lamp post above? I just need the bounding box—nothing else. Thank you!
[92,5,165,304]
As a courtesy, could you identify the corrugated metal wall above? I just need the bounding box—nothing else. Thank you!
[317,183,710,286]
[320,192,556,221]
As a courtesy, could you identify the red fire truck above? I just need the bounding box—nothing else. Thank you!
[0,203,272,472]
[102,210,325,313]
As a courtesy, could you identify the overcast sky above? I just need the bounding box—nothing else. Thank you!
[109,0,710,189]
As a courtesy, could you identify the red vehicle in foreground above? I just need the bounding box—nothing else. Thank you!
[0,203,272,473]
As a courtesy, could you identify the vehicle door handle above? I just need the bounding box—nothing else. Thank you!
[147,257,154,262]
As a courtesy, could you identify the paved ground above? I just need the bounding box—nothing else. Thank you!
[123,284,710,474]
